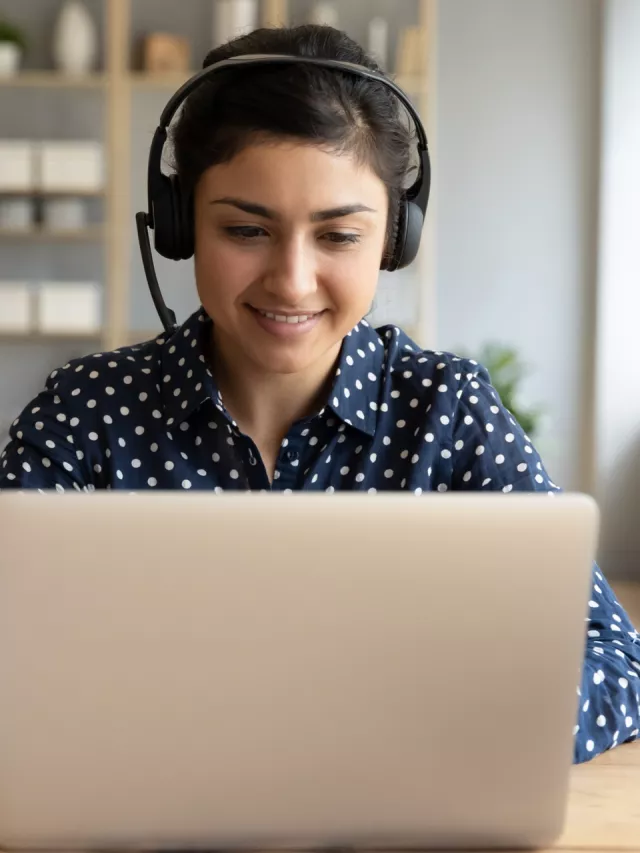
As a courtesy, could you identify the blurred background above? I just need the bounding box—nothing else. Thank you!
[0,0,638,578]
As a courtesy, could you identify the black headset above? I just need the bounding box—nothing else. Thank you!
[136,54,431,334]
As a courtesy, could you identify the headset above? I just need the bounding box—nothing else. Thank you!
[136,54,431,334]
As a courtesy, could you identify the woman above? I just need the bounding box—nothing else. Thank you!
[1,25,638,763]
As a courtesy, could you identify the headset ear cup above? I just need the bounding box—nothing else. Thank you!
[169,175,195,260]
[152,174,178,260]
[381,200,408,272]
[395,202,424,269]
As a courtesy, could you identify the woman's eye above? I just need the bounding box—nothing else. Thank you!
[322,232,361,245]
[224,225,268,240]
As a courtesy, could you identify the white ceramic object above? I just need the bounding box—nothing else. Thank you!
[0,42,21,76]
[0,199,33,231]
[368,17,388,69]
[310,1,339,28]
[42,198,86,230]
[37,282,101,333]
[52,1,97,75]
[37,141,104,192]
[0,141,35,191]
[213,0,257,46]
[0,283,32,333]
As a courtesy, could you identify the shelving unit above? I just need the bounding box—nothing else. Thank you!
[0,226,104,241]
[0,0,437,352]
[0,72,107,88]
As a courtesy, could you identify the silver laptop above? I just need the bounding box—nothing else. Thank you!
[0,492,597,850]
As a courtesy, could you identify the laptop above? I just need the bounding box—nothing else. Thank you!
[0,491,597,850]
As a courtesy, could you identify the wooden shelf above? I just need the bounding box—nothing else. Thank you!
[0,189,105,198]
[0,72,106,89]
[0,226,104,242]
[128,71,195,90]
[0,330,103,343]
[394,75,428,96]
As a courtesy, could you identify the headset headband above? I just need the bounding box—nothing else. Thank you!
[137,53,431,333]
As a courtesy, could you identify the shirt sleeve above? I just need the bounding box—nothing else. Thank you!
[0,370,91,492]
[451,361,640,764]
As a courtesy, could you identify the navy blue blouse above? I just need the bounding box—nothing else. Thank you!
[1,306,639,763]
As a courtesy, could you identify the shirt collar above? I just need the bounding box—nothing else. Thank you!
[159,308,221,427]
[325,318,385,437]
[159,310,385,436]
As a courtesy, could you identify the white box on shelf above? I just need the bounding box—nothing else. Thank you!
[42,197,87,230]
[0,283,32,332]
[36,282,102,333]
[0,141,35,191]
[37,142,104,192]
[0,198,34,230]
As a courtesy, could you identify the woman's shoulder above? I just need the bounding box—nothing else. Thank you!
[43,333,163,409]
[373,322,490,395]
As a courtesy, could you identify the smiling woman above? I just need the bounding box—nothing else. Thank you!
[1,23,640,767]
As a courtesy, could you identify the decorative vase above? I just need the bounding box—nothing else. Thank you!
[213,0,258,47]
[0,42,21,76]
[310,2,339,28]
[52,1,97,75]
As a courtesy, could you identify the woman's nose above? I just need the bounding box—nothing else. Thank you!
[263,236,318,305]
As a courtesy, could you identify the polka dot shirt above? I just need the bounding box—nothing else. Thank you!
[1,306,639,763]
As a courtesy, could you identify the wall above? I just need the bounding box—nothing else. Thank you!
[434,0,601,491]
[593,0,640,578]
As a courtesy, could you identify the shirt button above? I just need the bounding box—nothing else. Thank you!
[285,449,299,462]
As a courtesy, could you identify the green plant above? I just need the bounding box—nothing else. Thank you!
[0,18,27,52]
[469,343,542,438]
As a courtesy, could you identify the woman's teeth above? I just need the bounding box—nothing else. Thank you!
[257,310,315,324]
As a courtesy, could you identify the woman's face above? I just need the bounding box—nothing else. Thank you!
[193,140,388,376]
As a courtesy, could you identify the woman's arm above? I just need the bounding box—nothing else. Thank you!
[450,361,640,763]
[0,370,92,492]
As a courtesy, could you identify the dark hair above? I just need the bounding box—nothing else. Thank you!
[171,25,414,261]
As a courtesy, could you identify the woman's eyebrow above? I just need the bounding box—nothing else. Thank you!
[210,197,376,221]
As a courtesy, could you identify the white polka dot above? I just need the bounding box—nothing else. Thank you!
[476,445,485,456]
[464,415,473,425]
[384,469,394,479]
[355,473,365,483]
[88,432,98,441]
[230,469,239,479]
[441,449,451,459]
[132,459,141,468]
[496,454,505,464]
[370,453,377,462]
[87,399,96,408]
[437,483,448,492]
[182,480,192,489]
[422,378,432,387]
[586,740,594,752]
[148,477,157,487]
[505,433,515,443]
[383,436,391,446]
[340,466,350,475]
[440,415,450,425]
[42,458,51,468]
[596,715,606,727]
[396,419,406,428]
[63,461,73,472]
[22,461,31,473]
[627,716,634,728]
[620,677,629,689]
[152,410,162,419]
[165,461,174,471]
[424,433,434,443]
